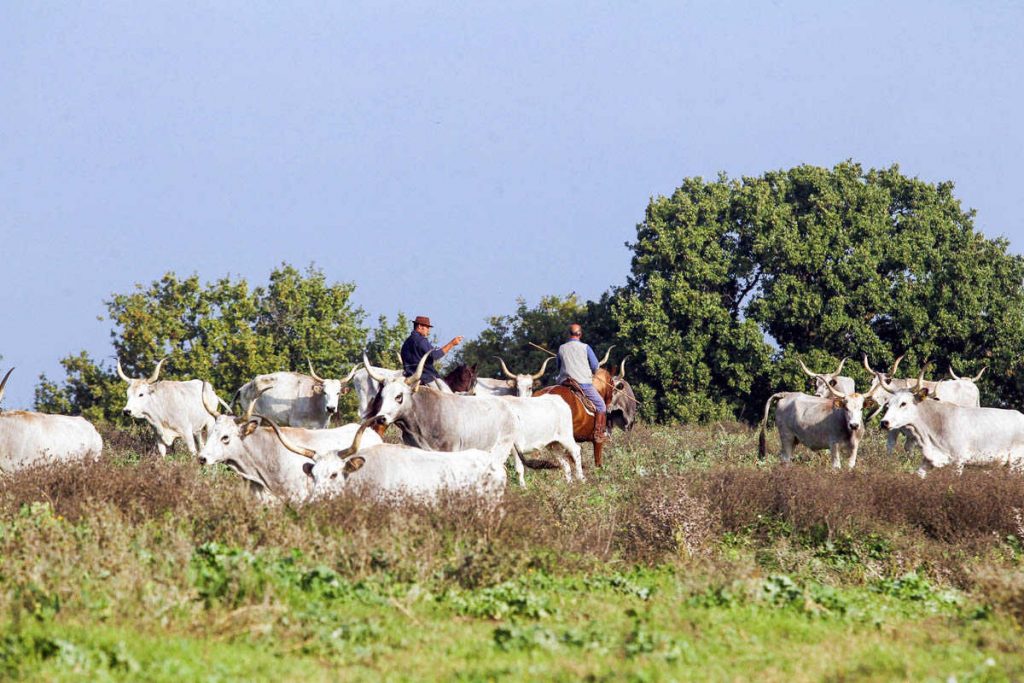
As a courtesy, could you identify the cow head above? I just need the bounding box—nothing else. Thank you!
[948,364,987,383]
[608,357,638,431]
[197,391,265,465]
[307,360,360,415]
[0,367,14,410]
[363,351,430,425]
[813,365,882,434]
[264,416,371,501]
[496,356,553,397]
[878,367,934,431]
[118,357,168,419]
[798,357,849,398]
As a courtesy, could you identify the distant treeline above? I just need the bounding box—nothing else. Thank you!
[36,161,1024,424]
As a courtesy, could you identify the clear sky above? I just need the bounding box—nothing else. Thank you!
[2,1,1022,410]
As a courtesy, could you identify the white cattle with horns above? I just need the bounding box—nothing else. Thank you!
[118,357,229,456]
[234,361,360,429]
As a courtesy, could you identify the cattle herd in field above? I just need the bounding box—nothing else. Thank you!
[1,348,1022,503]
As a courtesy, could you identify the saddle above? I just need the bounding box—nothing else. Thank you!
[560,378,596,416]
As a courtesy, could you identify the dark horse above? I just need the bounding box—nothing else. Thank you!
[442,363,478,393]
[534,367,615,468]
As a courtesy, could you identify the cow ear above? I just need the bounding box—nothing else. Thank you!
[341,386,352,395]
[343,457,366,476]
[312,383,324,395]
[864,398,878,410]
[831,398,843,410]
[915,387,931,401]
[242,419,260,436]
[302,461,314,478]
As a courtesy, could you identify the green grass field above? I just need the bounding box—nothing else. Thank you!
[2,422,1023,681]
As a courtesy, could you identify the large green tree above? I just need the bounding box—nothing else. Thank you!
[615,162,1024,421]
[36,264,386,422]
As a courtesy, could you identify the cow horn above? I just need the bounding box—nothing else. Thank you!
[307,359,325,383]
[862,354,877,376]
[0,367,13,406]
[339,363,362,384]
[914,363,928,391]
[116,359,131,382]
[598,345,615,367]
[406,352,430,386]
[259,415,316,458]
[241,386,271,422]
[797,359,819,378]
[834,357,848,375]
[397,351,404,368]
[147,357,168,384]
[532,355,554,380]
[495,356,517,379]
[619,356,628,380]
[948,364,961,381]
[338,419,374,458]
[363,353,387,382]
[890,354,905,376]
[201,381,219,417]
[822,378,846,398]
[973,366,987,382]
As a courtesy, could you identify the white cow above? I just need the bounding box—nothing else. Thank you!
[363,353,526,483]
[759,375,881,469]
[234,361,360,429]
[197,398,382,503]
[265,419,507,503]
[474,356,555,397]
[349,362,404,420]
[118,358,228,456]
[878,377,1024,477]
[863,356,982,455]
[0,368,103,472]
[499,393,583,483]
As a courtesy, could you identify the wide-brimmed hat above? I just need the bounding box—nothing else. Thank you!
[414,316,433,328]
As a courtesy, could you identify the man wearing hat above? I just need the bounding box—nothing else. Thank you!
[400,316,464,389]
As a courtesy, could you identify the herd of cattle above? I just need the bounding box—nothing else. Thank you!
[1,349,1022,503]
[0,351,636,503]
[759,356,1023,477]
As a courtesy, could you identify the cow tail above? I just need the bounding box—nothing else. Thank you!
[759,393,785,460]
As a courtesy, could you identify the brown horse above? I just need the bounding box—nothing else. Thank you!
[534,368,614,468]
[442,363,478,392]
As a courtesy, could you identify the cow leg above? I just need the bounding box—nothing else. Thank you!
[567,442,584,482]
[511,448,526,487]
[830,444,841,470]
[886,430,897,457]
[915,457,934,478]
[847,443,859,470]
[778,430,794,464]
[557,452,572,483]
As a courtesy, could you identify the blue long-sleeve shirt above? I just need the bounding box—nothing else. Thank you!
[401,331,445,384]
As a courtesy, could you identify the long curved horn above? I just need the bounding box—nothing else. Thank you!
[201,381,219,417]
[821,376,846,398]
[890,354,904,376]
[397,351,404,368]
[618,357,628,380]
[339,363,362,384]
[363,352,387,382]
[598,345,615,367]
[259,415,316,458]
[862,354,877,376]
[914,364,928,391]
[147,357,168,384]
[948,364,961,381]
[241,386,271,422]
[406,351,430,386]
[116,359,131,382]
[307,359,325,383]
[337,420,374,458]
[973,366,988,382]
[0,367,13,406]
[495,356,517,379]
[834,357,848,375]
[797,359,819,378]
[532,356,553,380]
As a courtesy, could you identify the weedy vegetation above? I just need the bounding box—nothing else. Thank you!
[2,422,1024,680]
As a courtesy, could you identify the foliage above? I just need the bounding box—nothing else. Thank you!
[615,161,1024,422]
[34,263,387,422]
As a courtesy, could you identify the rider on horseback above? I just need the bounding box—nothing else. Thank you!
[555,323,608,443]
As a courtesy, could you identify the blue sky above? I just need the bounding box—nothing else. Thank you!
[2,1,1022,409]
